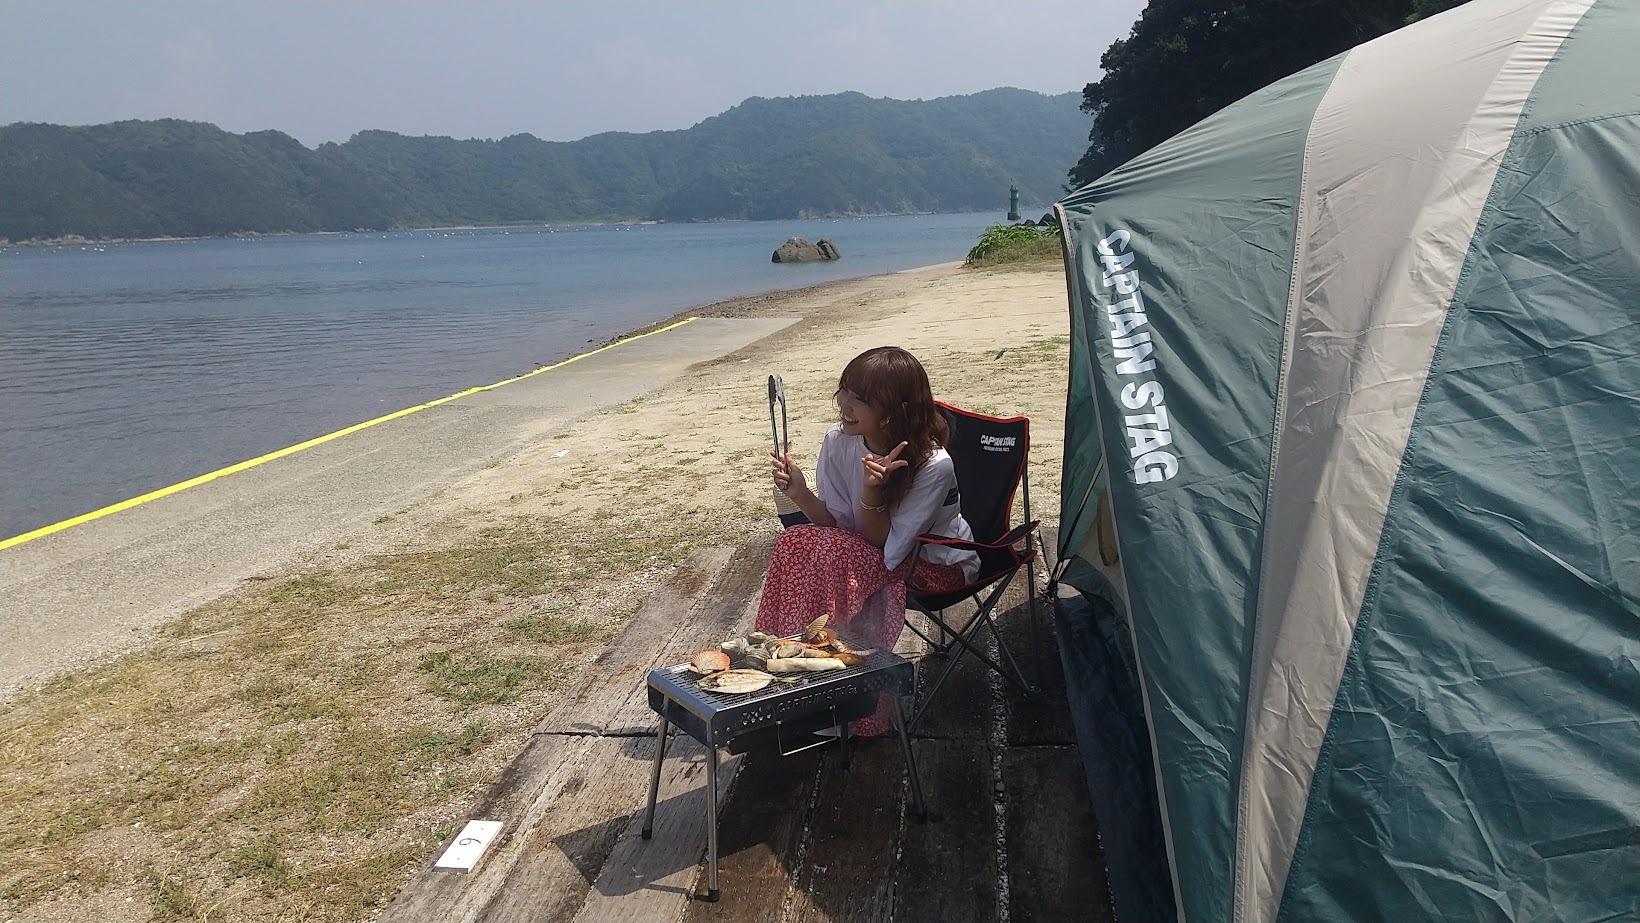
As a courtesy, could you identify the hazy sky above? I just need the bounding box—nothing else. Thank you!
[1,1,1145,146]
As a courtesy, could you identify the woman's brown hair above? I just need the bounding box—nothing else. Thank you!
[836,346,946,510]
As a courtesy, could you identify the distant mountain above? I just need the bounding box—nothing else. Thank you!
[0,89,1086,241]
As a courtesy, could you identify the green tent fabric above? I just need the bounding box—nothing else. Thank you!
[1052,1,1640,920]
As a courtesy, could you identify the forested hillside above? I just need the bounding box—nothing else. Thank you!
[1,88,1085,241]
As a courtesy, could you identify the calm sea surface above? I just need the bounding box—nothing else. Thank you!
[1,212,1008,538]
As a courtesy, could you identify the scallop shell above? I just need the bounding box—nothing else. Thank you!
[690,650,731,674]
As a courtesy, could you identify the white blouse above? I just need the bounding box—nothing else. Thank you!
[813,423,980,581]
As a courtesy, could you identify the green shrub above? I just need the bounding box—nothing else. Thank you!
[965,223,1062,267]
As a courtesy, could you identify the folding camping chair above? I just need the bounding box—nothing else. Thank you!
[905,401,1043,728]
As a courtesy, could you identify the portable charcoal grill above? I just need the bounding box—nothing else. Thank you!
[640,642,927,902]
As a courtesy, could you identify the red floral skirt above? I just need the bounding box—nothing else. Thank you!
[754,525,968,736]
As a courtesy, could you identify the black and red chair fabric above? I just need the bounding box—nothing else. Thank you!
[905,401,1042,726]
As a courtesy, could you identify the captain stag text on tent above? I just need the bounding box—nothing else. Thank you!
[1098,229,1178,485]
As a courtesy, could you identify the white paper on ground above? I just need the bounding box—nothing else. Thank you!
[434,819,504,872]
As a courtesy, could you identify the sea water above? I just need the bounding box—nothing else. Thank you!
[0,212,1012,538]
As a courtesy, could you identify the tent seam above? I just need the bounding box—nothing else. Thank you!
[1524,108,1640,135]
[1231,47,1344,923]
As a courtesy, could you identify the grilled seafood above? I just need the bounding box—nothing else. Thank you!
[697,669,774,694]
[700,615,874,680]
[801,614,838,647]
[690,650,731,674]
[763,656,846,673]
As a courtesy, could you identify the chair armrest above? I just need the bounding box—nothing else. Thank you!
[915,519,1040,553]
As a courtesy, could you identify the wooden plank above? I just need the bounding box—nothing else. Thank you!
[478,736,667,923]
[601,536,774,735]
[785,744,906,923]
[892,738,999,922]
[535,546,736,735]
[1003,746,1116,923]
[572,738,741,923]
[680,748,823,923]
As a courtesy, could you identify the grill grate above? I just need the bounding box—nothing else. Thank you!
[647,637,914,745]
[667,645,901,710]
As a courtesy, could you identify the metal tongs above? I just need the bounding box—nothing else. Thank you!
[767,374,790,469]
[767,375,806,527]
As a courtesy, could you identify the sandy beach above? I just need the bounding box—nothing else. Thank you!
[0,260,1071,922]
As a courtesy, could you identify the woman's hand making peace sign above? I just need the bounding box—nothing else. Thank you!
[861,440,910,490]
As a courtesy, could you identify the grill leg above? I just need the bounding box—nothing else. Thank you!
[703,745,721,902]
[641,714,669,840]
[892,695,928,822]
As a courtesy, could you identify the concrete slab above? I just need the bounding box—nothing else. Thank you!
[0,316,798,692]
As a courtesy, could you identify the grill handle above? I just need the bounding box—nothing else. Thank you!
[775,707,842,757]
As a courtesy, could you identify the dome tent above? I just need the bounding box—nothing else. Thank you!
[1051,1,1640,921]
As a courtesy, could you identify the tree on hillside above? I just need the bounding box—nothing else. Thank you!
[1068,0,1473,188]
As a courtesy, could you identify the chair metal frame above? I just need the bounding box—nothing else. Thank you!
[904,402,1045,729]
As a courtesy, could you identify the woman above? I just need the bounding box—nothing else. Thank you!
[757,346,979,736]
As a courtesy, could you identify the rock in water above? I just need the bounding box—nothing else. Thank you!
[772,236,841,263]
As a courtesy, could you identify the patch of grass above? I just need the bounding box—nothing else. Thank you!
[226,835,294,887]
[265,728,303,762]
[236,675,345,722]
[266,574,343,608]
[370,526,564,597]
[147,866,203,920]
[403,720,493,765]
[965,224,1063,269]
[508,611,607,644]
[298,842,426,920]
[416,650,555,705]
